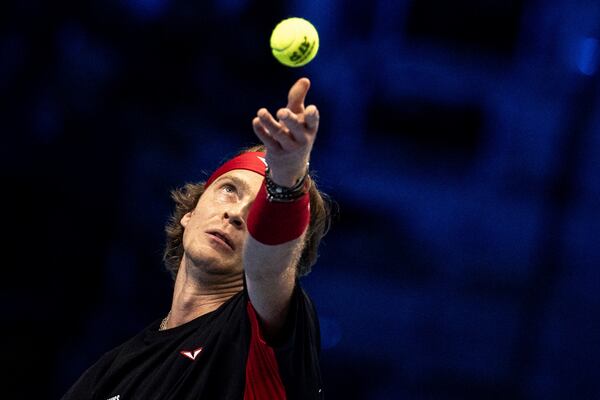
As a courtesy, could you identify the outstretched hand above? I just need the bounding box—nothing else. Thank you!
[252,77,320,187]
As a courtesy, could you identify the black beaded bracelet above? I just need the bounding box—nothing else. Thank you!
[265,166,310,202]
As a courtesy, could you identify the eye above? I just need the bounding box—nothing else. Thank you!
[221,183,237,194]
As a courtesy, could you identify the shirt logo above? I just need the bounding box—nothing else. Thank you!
[180,347,204,361]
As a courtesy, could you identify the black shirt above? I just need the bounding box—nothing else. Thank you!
[61,284,324,400]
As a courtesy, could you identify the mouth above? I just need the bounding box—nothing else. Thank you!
[206,230,235,251]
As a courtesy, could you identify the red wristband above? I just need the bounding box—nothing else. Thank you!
[247,181,310,245]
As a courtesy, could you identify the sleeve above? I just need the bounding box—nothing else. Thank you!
[244,283,324,400]
[60,347,121,400]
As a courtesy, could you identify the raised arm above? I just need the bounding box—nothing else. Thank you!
[244,77,320,339]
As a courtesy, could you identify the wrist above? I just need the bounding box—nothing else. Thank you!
[247,181,311,245]
[268,167,308,188]
[265,157,310,188]
[265,166,310,202]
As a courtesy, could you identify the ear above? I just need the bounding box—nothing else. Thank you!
[180,211,193,227]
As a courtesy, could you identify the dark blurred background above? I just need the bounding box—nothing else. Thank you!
[3,0,599,398]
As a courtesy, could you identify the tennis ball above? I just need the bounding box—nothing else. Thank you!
[270,17,319,67]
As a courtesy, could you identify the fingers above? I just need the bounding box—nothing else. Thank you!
[277,109,305,142]
[286,77,310,114]
[252,117,280,149]
[277,104,320,134]
[254,79,319,152]
[257,108,284,136]
[256,108,296,149]
[304,105,320,132]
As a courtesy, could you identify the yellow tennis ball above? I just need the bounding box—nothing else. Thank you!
[270,17,319,67]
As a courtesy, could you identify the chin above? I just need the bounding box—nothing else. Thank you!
[187,250,241,275]
[200,262,240,276]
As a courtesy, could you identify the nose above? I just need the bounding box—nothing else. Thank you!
[224,211,244,229]
[223,198,252,229]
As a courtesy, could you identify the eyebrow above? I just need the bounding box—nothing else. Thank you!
[214,175,253,196]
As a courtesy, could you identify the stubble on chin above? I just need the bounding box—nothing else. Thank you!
[183,247,243,280]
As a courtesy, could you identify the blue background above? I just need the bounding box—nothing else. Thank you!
[3,0,599,398]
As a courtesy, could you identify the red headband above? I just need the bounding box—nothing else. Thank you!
[205,151,267,188]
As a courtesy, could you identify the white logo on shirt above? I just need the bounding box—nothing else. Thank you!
[180,347,204,361]
[106,396,120,400]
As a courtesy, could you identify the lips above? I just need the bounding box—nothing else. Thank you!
[207,230,235,250]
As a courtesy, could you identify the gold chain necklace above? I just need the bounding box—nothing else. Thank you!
[159,311,171,331]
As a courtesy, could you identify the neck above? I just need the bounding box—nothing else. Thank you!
[164,259,244,329]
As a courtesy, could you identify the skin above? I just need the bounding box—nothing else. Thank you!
[165,77,319,339]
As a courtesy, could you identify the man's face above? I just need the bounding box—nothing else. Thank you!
[180,169,264,277]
